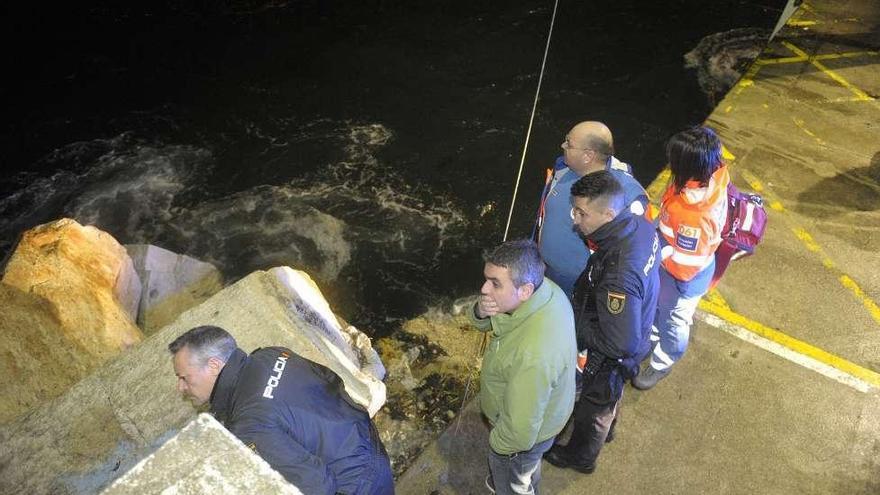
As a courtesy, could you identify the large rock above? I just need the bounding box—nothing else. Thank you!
[0,219,144,424]
[125,244,223,334]
[1,218,142,356]
[102,414,302,495]
[0,266,385,495]
[373,300,483,476]
[0,285,93,423]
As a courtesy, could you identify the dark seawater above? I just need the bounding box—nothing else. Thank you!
[0,0,783,336]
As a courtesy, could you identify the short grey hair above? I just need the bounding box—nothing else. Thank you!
[168,325,237,367]
[482,239,544,289]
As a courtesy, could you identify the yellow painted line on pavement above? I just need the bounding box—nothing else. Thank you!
[646,168,670,202]
[756,55,807,65]
[787,20,817,27]
[840,276,880,326]
[698,300,880,392]
[740,169,880,326]
[792,117,827,146]
[755,50,878,66]
[731,62,762,98]
[783,41,875,101]
[814,50,880,61]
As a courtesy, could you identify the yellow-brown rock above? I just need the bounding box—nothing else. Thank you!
[0,284,93,423]
[0,218,144,422]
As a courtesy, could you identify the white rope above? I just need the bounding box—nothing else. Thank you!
[455,1,561,437]
[502,0,561,241]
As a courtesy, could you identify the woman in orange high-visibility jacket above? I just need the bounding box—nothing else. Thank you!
[632,126,730,390]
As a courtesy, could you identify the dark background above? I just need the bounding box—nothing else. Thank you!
[0,0,784,335]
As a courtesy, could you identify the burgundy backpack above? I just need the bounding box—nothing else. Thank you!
[711,182,768,288]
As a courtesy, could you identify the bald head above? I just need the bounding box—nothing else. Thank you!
[562,121,615,176]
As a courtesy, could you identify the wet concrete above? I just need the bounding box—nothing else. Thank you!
[396,1,880,493]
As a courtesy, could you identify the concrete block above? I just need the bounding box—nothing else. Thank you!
[101,414,302,495]
[0,266,385,495]
[125,244,223,334]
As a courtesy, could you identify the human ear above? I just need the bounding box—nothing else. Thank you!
[206,356,224,376]
[517,283,535,301]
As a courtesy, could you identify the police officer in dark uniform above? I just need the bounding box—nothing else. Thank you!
[544,170,659,474]
[169,325,394,495]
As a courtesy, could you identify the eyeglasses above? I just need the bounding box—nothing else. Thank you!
[561,137,593,153]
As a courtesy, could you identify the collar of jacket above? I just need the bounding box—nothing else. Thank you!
[489,277,553,337]
[209,347,249,422]
[588,210,636,251]
[666,164,729,207]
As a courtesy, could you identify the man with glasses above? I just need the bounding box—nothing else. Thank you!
[534,121,649,298]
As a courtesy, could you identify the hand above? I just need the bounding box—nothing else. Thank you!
[476,295,501,318]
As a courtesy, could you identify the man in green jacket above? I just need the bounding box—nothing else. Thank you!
[470,239,577,495]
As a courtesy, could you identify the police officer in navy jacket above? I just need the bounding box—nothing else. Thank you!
[544,171,659,474]
[169,325,394,495]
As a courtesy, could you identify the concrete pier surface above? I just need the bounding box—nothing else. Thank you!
[397,1,880,493]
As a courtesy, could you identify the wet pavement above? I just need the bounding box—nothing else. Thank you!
[396,1,880,493]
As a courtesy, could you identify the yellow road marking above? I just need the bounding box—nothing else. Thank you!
[755,51,878,66]
[756,55,807,65]
[840,276,880,325]
[699,299,880,390]
[646,168,670,202]
[732,63,761,98]
[814,50,880,61]
[792,117,827,146]
[783,41,875,101]
[739,169,880,327]
[788,20,818,27]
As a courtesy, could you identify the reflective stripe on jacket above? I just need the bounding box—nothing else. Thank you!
[658,164,730,281]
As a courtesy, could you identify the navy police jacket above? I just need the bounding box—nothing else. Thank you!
[535,156,649,297]
[209,347,394,495]
[572,210,660,401]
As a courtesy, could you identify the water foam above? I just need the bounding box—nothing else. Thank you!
[1,122,471,327]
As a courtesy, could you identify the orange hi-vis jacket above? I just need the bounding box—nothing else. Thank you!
[657,164,730,281]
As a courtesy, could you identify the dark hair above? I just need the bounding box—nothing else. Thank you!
[570,170,625,213]
[482,239,544,289]
[168,325,237,367]
[666,126,723,191]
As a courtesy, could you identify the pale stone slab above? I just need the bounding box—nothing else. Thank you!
[102,414,303,495]
[125,244,223,334]
[0,266,386,495]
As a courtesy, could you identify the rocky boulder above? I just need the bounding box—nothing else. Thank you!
[125,244,223,334]
[373,298,484,476]
[1,218,142,354]
[0,266,385,495]
[0,218,144,424]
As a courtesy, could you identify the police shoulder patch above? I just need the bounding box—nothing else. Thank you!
[607,291,626,315]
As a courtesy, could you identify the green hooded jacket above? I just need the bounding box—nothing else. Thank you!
[470,277,576,454]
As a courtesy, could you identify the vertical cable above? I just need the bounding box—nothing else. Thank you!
[502,0,561,241]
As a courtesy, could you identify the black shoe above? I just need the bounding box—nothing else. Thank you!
[632,365,670,390]
[543,448,596,474]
